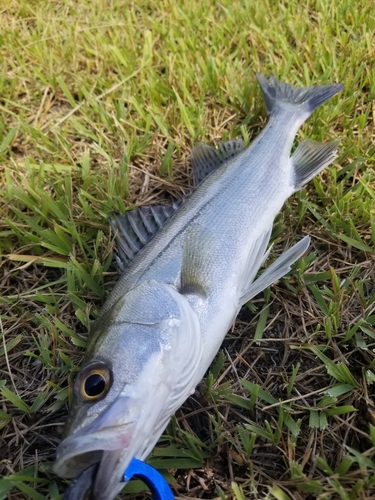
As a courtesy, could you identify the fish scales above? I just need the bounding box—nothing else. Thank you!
[54,74,344,500]
[106,113,297,299]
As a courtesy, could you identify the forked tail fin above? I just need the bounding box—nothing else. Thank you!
[256,74,344,117]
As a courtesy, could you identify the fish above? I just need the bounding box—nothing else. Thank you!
[53,74,344,500]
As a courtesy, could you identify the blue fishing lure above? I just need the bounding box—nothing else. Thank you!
[124,458,174,500]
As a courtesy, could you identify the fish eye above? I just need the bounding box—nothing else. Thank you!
[76,362,112,402]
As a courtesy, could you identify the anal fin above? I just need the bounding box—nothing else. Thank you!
[293,139,340,190]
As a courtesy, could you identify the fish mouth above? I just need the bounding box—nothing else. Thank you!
[54,394,142,500]
[54,426,135,500]
[54,421,134,477]
[54,390,170,500]
[54,422,141,500]
[56,450,131,500]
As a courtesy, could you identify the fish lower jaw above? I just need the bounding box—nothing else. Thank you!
[54,449,103,479]
[54,424,136,479]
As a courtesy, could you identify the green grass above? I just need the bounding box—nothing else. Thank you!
[1,0,375,498]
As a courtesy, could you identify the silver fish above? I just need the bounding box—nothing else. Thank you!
[54,74,344,499]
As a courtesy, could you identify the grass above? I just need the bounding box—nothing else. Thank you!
[0,0,375,498]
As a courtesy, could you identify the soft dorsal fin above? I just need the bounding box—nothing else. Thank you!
[109,200,183,266]
[218,138,244,158]
[191,138,244,187]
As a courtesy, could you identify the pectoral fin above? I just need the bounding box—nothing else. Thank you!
[240,236,310,305]
[179,227,218,296]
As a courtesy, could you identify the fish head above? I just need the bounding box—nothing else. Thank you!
[54,279,202,500]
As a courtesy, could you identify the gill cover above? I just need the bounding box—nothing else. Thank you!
[54,279,202,498]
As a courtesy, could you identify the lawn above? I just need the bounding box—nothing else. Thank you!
[1,0,375,499]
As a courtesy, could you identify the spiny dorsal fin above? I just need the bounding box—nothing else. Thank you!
[191,138,243,187]
[109,200,183,267]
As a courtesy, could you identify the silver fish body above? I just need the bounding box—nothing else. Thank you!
[54,74,344,500]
